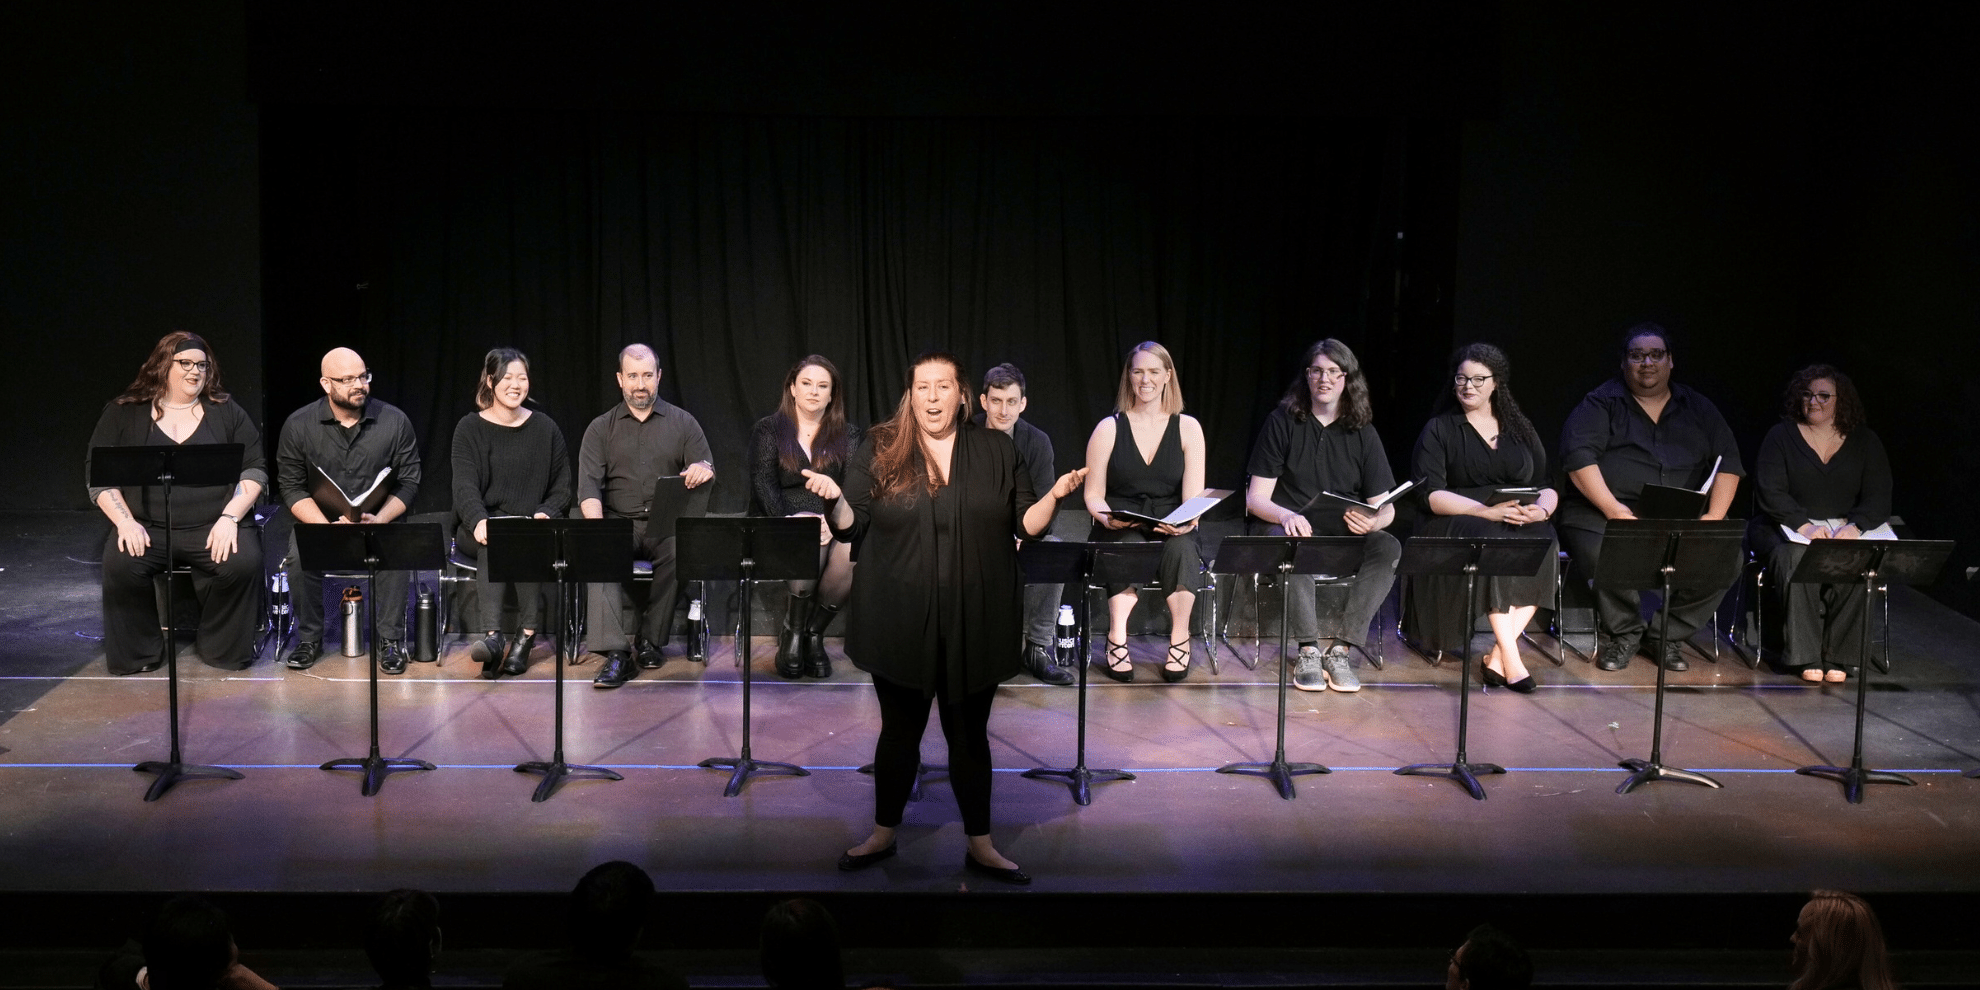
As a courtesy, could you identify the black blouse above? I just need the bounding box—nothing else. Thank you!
[1412,412,1548,504]
[1246,405,1396,535]
[1753,420,1892,533]
[1102,412,1186,517]
[830,423,1044,698]
[450,411,574,528]
[749,415,861,517]
[85,398,268,528]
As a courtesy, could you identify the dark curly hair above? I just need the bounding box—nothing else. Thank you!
[1782,364,1864,436]
[1278,338,1372,430]
[116,331,231,406]
[1433,342,1542,456]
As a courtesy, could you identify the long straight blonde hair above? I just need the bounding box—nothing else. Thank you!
[1112,341,1185,415]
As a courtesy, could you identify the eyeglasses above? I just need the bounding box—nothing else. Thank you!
[1626,349,1670,363]
[325,371,373,387]
[1305,367,1347,381]
[1453,374,1494,387]
[173,359,210,373]
[1800,391,1836,404]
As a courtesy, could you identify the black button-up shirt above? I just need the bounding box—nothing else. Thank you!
[576,398,714,519]
[275,396,422,511]
[971,411,1056,496]
[1558,378,1744,531]
[1246,406,1396,535]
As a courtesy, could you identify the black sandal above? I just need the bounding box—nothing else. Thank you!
[1100,639,1133,682]
[1162,640,1192,683]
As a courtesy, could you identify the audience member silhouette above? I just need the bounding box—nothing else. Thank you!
[501,861,687,990]
[1446,923,1532,990]
[1789,889,1897,990]
[760,898,845,990]
[95,894,277,990]
[365,889,440,989]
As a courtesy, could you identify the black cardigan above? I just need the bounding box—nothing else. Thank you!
[85,397,268,527]
[1753,420,1892,533]
[831,422,1044,698]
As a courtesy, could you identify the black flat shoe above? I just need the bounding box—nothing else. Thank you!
[963,853,1032,886]
[471,634,506,680]
[1100,639,1133,682]
[1480,660,1507,688]
[837,842,897,871]
[1505,674,1537,694]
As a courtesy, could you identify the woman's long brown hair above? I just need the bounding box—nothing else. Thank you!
[772,355,852,474]
[866,352,971,502]
[116,331,230,406]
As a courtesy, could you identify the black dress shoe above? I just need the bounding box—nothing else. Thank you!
[117,661,166,675]
[500,633,533,677]
[837,842,897,871]
[777,591,813,679]
[1480,660,1507,687]
[593,650,634,689]
[376,639,409,675]
[1505,674,1537,694]
[1024,642,1075,686]
[804,602,840,678]
[285,641,324,671]
[963,853,1032,886]
[471,633,506,679]
[1643,639,1687,672]
[1595,637,1637,672]
[634,640,666,670]
[1099,640,1133,682]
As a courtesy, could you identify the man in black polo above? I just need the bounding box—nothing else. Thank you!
[276,347,423,673]
[1559,323,1744,672]
[579,344,715,689]
[973,362,1075,686]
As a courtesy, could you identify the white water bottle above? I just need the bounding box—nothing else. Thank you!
[1055,604,1078,667]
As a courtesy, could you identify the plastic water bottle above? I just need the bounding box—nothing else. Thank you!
[270,573,290,620]
[1055,604,1078,668]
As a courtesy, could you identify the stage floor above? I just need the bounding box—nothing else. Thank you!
[4,512,1980,898]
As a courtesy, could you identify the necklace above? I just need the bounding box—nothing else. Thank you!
[159,398,198,410]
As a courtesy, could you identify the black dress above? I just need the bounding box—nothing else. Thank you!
[1089,412,1207,596]
[1403,412,1559,653]
[749,415,861,519]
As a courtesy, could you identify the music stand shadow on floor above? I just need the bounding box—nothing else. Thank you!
[1595,519,1745,795]
[485,517,633,802]
[1018,540,1161,805]
[296,522,446,796]
[677,516,819,796]
[1394,536,1553,800]
[90,444,248,802]
[1211,536,1368,800]
[1789,539,1953,803]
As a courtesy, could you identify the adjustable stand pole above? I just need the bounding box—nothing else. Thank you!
[1617,560,1721,794]
[517,557,623,801]
[1218,557,1330,800]
[135,469,244,801]
[322,553,434,796]
[1797,563,1914,803]
[1024,548,1136,805]
[700,558,810,795]
[1396,556,1504,800]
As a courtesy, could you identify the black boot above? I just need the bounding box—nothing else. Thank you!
[804,602,840,678]
[776,590,813,679]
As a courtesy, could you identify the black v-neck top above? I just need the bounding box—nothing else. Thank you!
[1104,412,1185,517]
[1413,412,1547,502]
[1753,420,1891,532]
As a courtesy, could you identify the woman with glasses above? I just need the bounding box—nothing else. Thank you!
[452,347,573,679]
[1403,343,1558,692]
[86,332,267,675]
[1084,341,1209,682]
[750,355,860,679]
[1752,365,1891,683]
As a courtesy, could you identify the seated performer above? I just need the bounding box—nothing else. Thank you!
[276,347,422,673]
[578,344,714,689]
[750,355,859,679]
[1751,364,1891,683]
[816,352,1085,884]
[1242,338,1401,693]
[1084,341,1208,682]
[87,332,266,675]
[972,362,1075,686]
[1403,343,1559,692]
[452,347,573,680]
[1558,323,1743,672]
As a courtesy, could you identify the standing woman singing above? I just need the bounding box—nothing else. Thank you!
[814,353,1085,884]
[1084,342,1209,682]
[751,356,860,679]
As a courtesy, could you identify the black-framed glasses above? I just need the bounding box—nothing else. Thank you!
[1626,349,1669,363]
[325,371,373,387]
[172,358,211,373]
[1800,391,1835,404]
[1453,374,1494,387]
[1305,366,1346,381]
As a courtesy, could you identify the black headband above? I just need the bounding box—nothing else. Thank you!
[173,335,210,356]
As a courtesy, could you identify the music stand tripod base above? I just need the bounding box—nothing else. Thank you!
[135,761,244,802]
[1794,764,1911,804]
[517,758,625,803]
[1615,759,1721,795]
[319,754,437,798]
[1394,760,1506,801]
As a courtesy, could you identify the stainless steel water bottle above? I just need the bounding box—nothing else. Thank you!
[341,586,364,657]
[413,585,437,663]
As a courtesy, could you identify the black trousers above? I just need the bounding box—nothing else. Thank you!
[870,672,997,836]
[101,523,263,674]
[1767,541,1870,668]
[1559,524,1730,644]
[288,528,409,643]
[584,517,678,654]
[456,530,544,633]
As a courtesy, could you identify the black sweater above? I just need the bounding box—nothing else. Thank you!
[1753,420,1892,532]
[450,411,574,529]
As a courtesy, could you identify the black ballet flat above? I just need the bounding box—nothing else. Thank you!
[1480,661,1507,688]
[837,842,897,871]
[1505,674,1537,694]
[963,853,1032,886]
[1100,639,1133,682]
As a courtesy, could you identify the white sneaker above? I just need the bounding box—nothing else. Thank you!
[1292,645,1327,692]
[1320,647,1361,693]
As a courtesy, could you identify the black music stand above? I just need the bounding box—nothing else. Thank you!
[1790,539,1953,803]
[678,516,819,796]
[1595,519,1745,795]
[1018,541,1160,805]
[297,522,445,795]
[1213,537,1371,799]
[646,475,713,663]
[1394,536,1554,800]
[90,444,247,801]
[485,517,633,801]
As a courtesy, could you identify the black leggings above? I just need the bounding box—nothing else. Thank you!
[870,672,997,836]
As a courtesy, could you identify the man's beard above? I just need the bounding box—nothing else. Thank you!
[331,390,368,412]
[626,389,654,410]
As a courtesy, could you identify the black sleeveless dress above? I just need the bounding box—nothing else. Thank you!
[1089,412,1208,595]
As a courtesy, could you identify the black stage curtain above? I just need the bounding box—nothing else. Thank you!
[263,112,1433,515]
